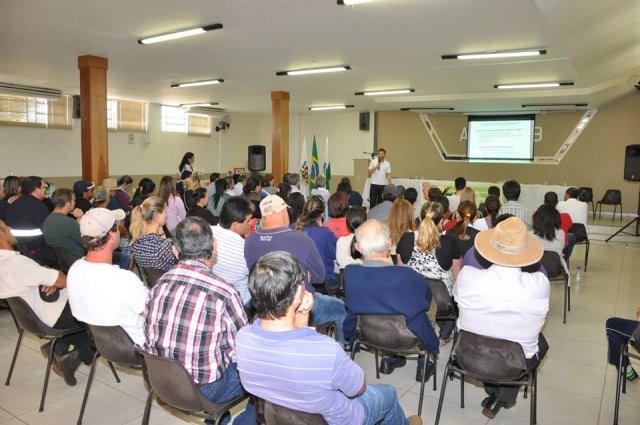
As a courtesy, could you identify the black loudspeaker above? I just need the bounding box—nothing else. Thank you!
[248,145,266,171]
[359,111,370,131]
[72,95,81,119]
[624,144,640,181]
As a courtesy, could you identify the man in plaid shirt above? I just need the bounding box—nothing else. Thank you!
[144,216,255,424]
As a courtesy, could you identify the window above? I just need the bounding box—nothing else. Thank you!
[0,94,72,129]
[107,99,148,132]
[161,105,211,136]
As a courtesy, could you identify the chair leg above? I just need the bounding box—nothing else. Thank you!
[77,351,100,425]
[531,371,537,425]
[107,360,121,383]
[432,357,437,391]
[350,339,359,361]
[141,389,153,425]
[615,351,627,425]
[417,356,427,416]
[460,374,465,408]
[4,329,23,385]
[563,275,568,324]
[40,336,62,412]
[612,205,617,222]
[584,239,589,272]
[434,361,451,425]
[374,349,380,379]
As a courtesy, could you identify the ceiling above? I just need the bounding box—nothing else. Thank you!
[1,0,639,114]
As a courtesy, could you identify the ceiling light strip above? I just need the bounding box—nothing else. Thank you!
[400,107,454,111]
[494,82,573,89]
[442,49,546,60]
[276,66,351,76]
[138,24,223,45]
[180,102,220,107]
[521,103,587,108]
[309,105,354,111]
[355,88,415,96]
[171,79,224,88]
[337,0,374,5]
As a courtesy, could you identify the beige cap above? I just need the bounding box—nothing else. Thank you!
[260,195,289,217]
[102,178,118,191]
[80,208,125,238]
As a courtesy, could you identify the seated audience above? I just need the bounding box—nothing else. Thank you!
[310,174,331,203]
[262,173,277,195]
[447,176,466,213]
[531,204,568,273]
[0,175,20,221]
[245,195,348,343]
[453,217,549,419]
[233,174,246,195]
[473,195,501,231]
[606,308,640,382]
[387,199,415,263]
[543,191,574,259]
[446,201,480,255]
[287,192,306,224]
[368,184,399,223]
[5,176,57,266]
[337,177,363,207]
[396,201,461,344]
[0,219,93,386]
[243,176,263,219]
[237,251,422,425]
[102,178,123,210]
[43,188,84,260]
[73,180,94,213]
[323,191,350,238]
[91,185,110,209]
[336,207,367,269]
[478,185,500,217]
[344,219,439,381]
[211,197,254,308]
[67,208,148,346]
[208,178,230,218]
[186,187,218,225]
[130,196,177,272]
[113,175,134,213]
[499,180,532,228]
[145,217,255,425]
[158,175,186,234]
[131,177,155,208]
[276,181,292,200]
[459,186,476,205]
[296,196,339,293]
[287,173,304,199]
[205,172,221,200]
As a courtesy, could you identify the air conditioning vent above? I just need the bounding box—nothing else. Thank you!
[0,82,62,99]
[185,106,227,117]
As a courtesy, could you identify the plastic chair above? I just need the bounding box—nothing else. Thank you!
[613,323,640,424]
[51,246,79,274]
[142,267,165,288]
[350,314,437,416]
[596,189,622,221]
[569,223,590,271]
[540,251,570,324]
[577,187,595,218]
[137,348,248,425]
[425,278,458,325]
[255,397,327,425]
[4,297,85,412]
[435,330,539,425]
[77,325,143,425]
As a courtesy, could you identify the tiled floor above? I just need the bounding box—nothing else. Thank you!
[1,227,640,424]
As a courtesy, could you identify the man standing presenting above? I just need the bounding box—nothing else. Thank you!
[145,217,254,425]
[368,148,392,208]
[237,251,421,425]
[454,217,549,419]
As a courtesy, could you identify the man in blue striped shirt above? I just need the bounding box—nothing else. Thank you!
[237,251,421,425]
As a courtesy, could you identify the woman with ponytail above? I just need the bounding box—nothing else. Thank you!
[130,196,177,272]
[448,201,480,256]
[396,201,462,345]
[185,187,218,225]
[296,196,339,293]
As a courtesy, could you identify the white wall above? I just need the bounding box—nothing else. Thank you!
[0,105,374,178]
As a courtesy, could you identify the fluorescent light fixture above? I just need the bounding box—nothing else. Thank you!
[179,102,219,107]
[521,103,587,108]
[337,0,373,5]
[355,88,415,96]
[309,105,354,111]
[171,79,224,88]
[494,81,573,89]
[400,107,454,111]
[442,49,546,60]
[138,24,223,45]
[276,66,351,76]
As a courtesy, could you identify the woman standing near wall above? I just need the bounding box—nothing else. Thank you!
[178,152,195,178]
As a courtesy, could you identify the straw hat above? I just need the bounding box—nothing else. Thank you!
[474,217,543,267]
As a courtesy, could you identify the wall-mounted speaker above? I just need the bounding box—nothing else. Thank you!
[248,145,266,171]
[72,95,81,119]
[359,111,370,131]
[624,144,640,180]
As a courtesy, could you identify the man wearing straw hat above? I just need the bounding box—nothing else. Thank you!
[453,217,550,419]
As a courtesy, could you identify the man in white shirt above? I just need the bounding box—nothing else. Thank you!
[557,187,588,225]
[211,197,254,307]
[310,174,330,203]
[368,148,392,208]
[453,217,549,420]
[287,173,306,200]
[67,208,149,346]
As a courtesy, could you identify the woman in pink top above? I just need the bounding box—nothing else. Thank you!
[157,175,186,234]
[323,192,350,238]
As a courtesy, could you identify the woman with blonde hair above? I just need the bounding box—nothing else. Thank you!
[157,175,186,234]
[386,199,415,263]
[130,196,177,272]
[296,196,339,293]
[396,201,461,345]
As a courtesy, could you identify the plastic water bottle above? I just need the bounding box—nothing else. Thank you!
[575,266,582,283]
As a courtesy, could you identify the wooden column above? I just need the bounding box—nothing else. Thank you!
[271,91,290,180]
[77,55,109,183]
